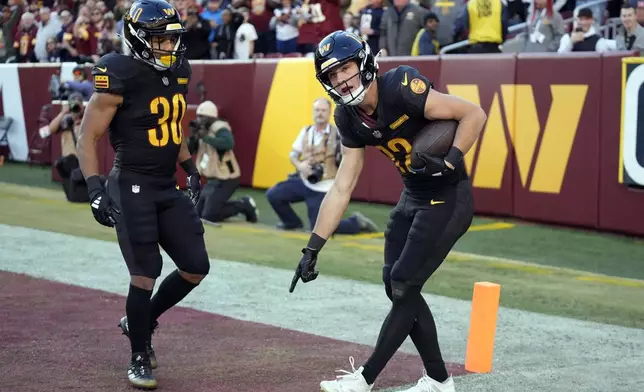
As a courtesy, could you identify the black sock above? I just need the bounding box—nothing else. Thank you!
[361,289,424,385]
[149,270,198,326]
[409,297,448,382]
[126,284,153,355]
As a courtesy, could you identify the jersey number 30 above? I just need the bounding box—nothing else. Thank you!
[148,94,187,147]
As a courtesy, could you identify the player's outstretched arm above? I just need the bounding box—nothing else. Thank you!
[77,92,123,228]
[77,92,122,179]
[288,146,365,293]
[423,89,487,168]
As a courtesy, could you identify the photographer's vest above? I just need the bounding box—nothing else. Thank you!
[299,124,340,183]
[61,116,82,157]
[196,120,241,180]
[467,0,503,44]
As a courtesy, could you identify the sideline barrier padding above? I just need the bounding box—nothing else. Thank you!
[5,52,644,235]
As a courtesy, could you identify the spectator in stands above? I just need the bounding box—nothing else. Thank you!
[14,12,39,63]
[34,7,62,62]
[72,16,99,62]
[379,0,427,56]
[453,0,509,53]
[0,7,16,62]
[520,0,564,52]
[78,5,91,20]
[27,1,40,16]
[343,11,359,35]
[411,11,440,55]
[636,1,644,26]
[96,1,109,13]
[270,0,300,54]
[97,12,120,56]
[211,8,237,59]
[90,6,104,32]
[558,8,616,52]
[296,0,320,54]
[432,0,463,47]
[191,101,259,224]
[297,0,347,55]
[247,0,279,55]
[113,0,130,21]
[266,98,379,234]
[234,7,258,59]
[56,10,77,62]
[184,5,212,59]
[201,0,224,45]
[359,0,385,54]
[617,3,644,51]
[575,0,607,24]
[44,36,62,62]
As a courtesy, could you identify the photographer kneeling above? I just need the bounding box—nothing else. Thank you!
[266,98,378,234]
[39,92,92,202]
[191,101,259,224]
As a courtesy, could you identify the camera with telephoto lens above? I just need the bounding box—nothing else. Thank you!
[307,163,324,184]
[69,101,82,114]
[61,114,75,131]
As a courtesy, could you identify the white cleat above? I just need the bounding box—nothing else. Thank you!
[399,370,455,392]
[320,356,373,392]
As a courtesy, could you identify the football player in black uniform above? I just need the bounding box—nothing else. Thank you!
[76,0,210,389]
[288,31,487,392]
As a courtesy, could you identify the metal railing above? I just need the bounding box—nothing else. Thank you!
[439,0,612,54]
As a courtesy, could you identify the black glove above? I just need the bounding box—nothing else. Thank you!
[289,233,327,293]
[289,248,319,293]
[86,175,121,227]
[180,158,201,206]
[410,146,464,176]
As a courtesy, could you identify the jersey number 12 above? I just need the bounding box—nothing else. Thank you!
[148,93,187,147]
[376,137,413,174]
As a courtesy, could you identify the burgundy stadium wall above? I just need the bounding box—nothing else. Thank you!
[8,53,644,236]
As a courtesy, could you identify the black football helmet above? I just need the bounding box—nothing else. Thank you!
[122,0,186,71]
[314,30,379,106]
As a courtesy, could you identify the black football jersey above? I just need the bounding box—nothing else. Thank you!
[334,65,466,194]
[91,53,191,178]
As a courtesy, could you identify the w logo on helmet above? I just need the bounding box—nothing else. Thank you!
[319,43,331,55]
[162,8,175,16]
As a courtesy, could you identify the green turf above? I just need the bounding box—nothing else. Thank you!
[1,162,644,329]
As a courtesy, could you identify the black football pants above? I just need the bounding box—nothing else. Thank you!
[362,179,474,384]
[107,168,210,279]
[196,177,246,222]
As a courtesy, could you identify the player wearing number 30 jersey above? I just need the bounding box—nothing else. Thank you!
[76,0,210,389]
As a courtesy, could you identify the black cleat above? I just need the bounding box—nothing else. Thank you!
[240,195,259,223]
[127,353,157,390]
[118,316,158,369]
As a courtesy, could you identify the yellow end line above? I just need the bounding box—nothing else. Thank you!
[340,241,644,288]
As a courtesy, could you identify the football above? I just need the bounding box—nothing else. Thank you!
[410,120,458,168]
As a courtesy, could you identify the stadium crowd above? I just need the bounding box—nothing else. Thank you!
[0,0,641,64]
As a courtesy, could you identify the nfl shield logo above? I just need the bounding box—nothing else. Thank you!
[132,185,140,194]
[373,130,382,138]
[162,77,169,86]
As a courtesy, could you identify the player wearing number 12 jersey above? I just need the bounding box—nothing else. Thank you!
[288,31,487,392]
[76,0,209,389]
